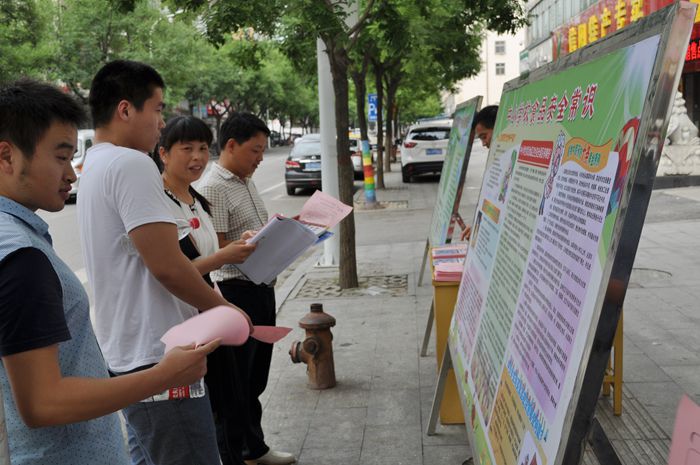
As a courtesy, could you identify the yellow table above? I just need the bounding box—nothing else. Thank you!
[602,309,623,415]
[430,254,465,424]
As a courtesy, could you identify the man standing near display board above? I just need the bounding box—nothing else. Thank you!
[460,105,499,242]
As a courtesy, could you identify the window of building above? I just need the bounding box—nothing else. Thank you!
[555,0,563,25]
[495,40,506,55]
[496,63,506,75]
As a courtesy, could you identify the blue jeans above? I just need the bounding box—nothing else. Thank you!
[123,392,221,465]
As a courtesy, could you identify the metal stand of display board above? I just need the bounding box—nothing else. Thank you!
[417,239,430,288]
[427,348,453,436]
[420,301,434,357]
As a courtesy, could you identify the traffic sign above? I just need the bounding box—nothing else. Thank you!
[368,93,377,122]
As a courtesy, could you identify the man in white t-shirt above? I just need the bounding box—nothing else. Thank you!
[77,60,251,465]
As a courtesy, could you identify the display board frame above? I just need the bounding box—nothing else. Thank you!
[442,4,695,465]
[559,4,695,462]
[417,96,482,287]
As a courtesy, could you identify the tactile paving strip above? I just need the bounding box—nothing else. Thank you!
[582,386,670,465]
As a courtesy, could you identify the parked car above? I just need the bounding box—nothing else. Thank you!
[296,133,320,143]
[285,139,322,195]
[349,138,364,180]
[400,120,452,183]
[69,129,95,200]
[269,130,283,147]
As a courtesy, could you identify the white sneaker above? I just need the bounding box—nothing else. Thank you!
[244,450,297,465]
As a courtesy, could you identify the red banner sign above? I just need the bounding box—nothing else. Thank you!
[552,0,679,59]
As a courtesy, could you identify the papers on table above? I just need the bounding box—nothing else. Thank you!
[431,244,468,282]
[234,191,352,285]
[431,243,468,259]
[433,261,465,282]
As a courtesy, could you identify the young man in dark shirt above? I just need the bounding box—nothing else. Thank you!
[0,79,220,465]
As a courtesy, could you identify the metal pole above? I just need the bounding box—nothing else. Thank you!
[317,38,339,267]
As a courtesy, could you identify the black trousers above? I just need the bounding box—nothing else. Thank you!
[209,279,276,464]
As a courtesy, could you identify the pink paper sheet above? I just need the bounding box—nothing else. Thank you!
[252,326,292,344]
[161,306,250,352]
[161,306,293,352]
[298,190,352,229]
[668,395,700,465]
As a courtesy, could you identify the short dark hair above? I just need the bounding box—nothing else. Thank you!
[154,116,214,215]
[0,79,85,158]
[474,105,498,130]
[159,116,213,151]
[219,112,270,151]
[89,60,165,128]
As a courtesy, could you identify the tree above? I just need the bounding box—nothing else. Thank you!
[349,48,374,192]
[286,2,375,288]
[52,0,131,102]
[165,0,527,289]
[0,0,56,82]
[359,0,527,180]
[168,0,377,288]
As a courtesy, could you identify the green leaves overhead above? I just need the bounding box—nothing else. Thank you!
[0,0,55,82]
[0,0,318,128]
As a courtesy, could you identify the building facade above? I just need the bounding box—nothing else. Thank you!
[523,0,700,127]
[443,30,525,114]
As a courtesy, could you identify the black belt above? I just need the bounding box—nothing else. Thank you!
[218,278,274,288]
[109,363,156,377]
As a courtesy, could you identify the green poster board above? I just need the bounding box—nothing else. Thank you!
[428,97,482,247]
[444,4,694,465]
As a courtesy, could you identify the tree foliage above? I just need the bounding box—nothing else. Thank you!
[164,0,526,288]
[0,0,55,82]
[4,0,527,288]
[0,0,319,130]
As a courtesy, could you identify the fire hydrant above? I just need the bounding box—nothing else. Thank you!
[289,303,336,389]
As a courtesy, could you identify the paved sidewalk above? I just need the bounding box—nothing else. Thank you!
[262,156,700,465]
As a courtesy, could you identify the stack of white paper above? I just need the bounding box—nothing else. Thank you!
[234,191,352,285]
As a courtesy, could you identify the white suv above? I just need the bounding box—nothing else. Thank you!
[69,129,95,200]
[400,119,452,183]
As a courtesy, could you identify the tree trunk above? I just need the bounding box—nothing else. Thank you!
[384,104,392,173]
[351,53,377,207]
[384,74,401,173]
[373,63,385,189]
[394,108,400,144]
[328,46,359,289]
[351,55,370,144]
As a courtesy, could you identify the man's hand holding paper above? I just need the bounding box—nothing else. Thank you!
[234,191,353,284]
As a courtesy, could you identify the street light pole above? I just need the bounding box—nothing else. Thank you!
[317,38,339,267]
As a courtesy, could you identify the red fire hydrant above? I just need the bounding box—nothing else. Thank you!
[289,303,336,389]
